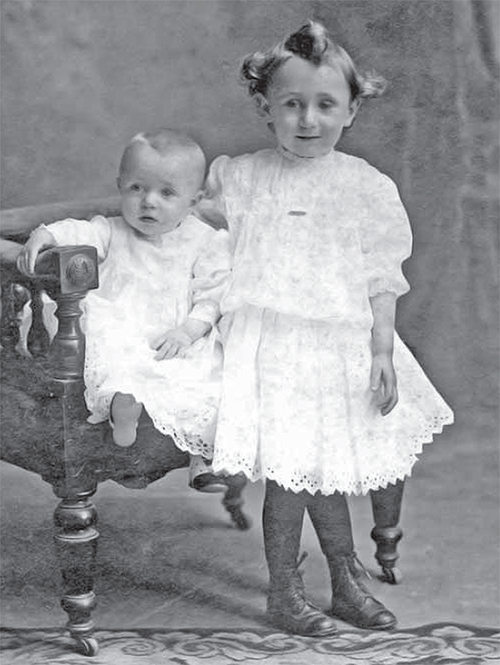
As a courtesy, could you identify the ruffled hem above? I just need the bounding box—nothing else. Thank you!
[144,416,215,458]
[213,416,453,496]
[83,327,222,459]
[87,395,217,458]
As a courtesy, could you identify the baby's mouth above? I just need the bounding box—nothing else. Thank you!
[139,215,157,224]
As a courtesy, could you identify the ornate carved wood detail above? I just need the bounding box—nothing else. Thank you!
[54,493,99,656]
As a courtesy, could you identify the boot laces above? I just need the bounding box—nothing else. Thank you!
[353,554,372,580]
[289,551,308,592]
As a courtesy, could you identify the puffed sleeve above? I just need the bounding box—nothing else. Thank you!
[188,227,232,326]
[193,155,234,232]
[360,173,412,298]
[203,155,232,217]
[41,215,112,261]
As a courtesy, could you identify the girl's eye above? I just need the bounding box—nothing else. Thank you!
[319,99,336,110]
[129,183,142,192]
[285,99,300,108]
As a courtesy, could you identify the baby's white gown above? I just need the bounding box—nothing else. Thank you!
[45,214,230,457]
[206,148,454,496]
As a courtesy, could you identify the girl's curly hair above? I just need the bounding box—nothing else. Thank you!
[240,21,387,102]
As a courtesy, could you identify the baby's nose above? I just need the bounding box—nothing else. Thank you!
[142,190,158,207]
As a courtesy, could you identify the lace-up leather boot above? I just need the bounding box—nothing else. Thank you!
[267,554,338,637]
[263,481,337,637]
[306,491,396,630]
[328,554,397,630]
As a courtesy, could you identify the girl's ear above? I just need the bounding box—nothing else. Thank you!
[253,93,271,117]
[344,98,361,129]
[116,176,122,191]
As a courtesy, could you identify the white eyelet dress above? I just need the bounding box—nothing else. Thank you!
[44,214,231,458]
[206,148,454,496]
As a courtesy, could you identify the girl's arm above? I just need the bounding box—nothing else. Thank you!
[370,291,398,416]
[362,172,413,416]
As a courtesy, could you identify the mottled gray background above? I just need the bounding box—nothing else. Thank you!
[1,0,498,433]
[1,0,499,636]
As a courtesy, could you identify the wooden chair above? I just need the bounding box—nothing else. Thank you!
[0,198,250,656]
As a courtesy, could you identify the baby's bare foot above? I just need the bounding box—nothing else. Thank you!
[110,393,143,447]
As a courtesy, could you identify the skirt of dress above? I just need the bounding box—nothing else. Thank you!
[83,317,222,459]
[212,304,454,495]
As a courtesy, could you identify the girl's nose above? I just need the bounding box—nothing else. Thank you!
[299,105,316,128]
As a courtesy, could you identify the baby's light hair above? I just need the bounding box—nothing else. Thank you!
[118,128,206,188]
[240,20,387,102]
[128,128,204,159]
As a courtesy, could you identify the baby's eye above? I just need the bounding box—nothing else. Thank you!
[161,188,174,198]
[129,183,142,192]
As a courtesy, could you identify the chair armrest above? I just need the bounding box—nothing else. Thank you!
[0,196,121,238]
[33,246,99,379]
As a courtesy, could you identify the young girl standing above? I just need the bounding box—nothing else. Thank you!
[203,22,454,635]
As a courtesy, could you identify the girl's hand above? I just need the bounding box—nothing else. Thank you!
[16,227,56,275]
[370,352,398,416]
[154,328,193,360]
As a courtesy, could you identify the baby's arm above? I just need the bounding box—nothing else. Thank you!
[370,291,398,416]
[154,318,211,360]
[17,216,111,276]
[155,227,231,361]
[16,226,57,275]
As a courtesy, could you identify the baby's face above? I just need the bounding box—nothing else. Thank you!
[118,143,200,237]
[264,56,358,158]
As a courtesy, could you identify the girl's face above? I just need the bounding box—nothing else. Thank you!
[118,143,200,237]
[262,56,358,158]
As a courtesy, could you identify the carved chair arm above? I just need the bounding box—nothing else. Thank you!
[1,244,99,370]
[31,246,99,379]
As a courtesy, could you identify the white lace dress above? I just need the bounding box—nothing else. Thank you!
[205,147,454,495]
[45,214,231,457]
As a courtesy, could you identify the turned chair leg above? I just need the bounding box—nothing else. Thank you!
[369,479,405,584]
[222,474,252,531]
[53,491,99,656]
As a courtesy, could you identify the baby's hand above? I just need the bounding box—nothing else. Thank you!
[154,328,193,360]
[370,352,398,416]
[16,227,56,275]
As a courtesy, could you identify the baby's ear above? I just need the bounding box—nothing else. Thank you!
[253,93,271,117]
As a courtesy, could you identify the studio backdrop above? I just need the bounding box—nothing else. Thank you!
[1,0,498,427]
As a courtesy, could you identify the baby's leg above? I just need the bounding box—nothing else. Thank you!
[109,392,143,447]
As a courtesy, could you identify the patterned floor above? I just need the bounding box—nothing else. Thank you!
[1,623,499,664]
